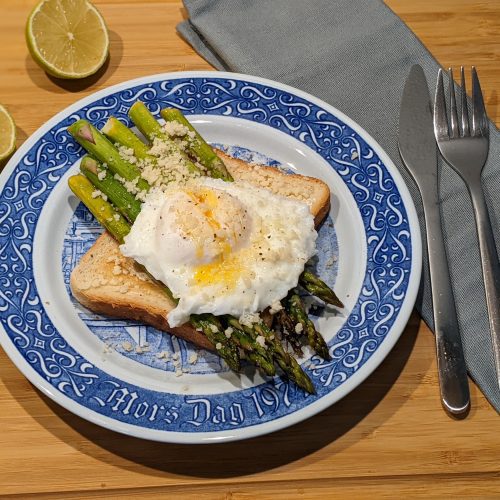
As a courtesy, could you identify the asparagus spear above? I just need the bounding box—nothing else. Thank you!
[189,315,240,372]
[128,101,165,140]
[288,293,331,361]
[227,315,314,393]
[68,119,150,193]
[227,327,276,376]
[254,322,315,394]
[299,270,344,308]
[274,308,304,356]
[201,314,276,376]
[226,317,276,375]
[101,117,153,160]
[227,318,314,393]
[68,174,132,244]
[128,102,201,176]
[160,107,233,182]
[80,156,142,223]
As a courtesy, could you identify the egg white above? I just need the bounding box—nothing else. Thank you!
[120,177,317,327]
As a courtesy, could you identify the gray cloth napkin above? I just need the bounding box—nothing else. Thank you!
[178,0,500,411]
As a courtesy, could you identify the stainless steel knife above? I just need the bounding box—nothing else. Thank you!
[398,64,470,415]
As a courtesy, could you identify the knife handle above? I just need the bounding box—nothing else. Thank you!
[422,193,470,415]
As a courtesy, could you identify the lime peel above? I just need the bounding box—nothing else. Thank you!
[0,105,16,162]
[26,0,109,80]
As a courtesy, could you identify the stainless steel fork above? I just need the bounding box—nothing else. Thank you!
[434,67,500,389]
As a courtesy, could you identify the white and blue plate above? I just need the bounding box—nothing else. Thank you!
[0,72,421,443]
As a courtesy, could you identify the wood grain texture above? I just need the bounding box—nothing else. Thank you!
[0,0,499,498]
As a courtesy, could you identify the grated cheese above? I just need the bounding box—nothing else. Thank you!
[162,121,190,137]
[269,300,283,314]
[122,341,133,352]
[239,312,261,327]
[256,335,266,348]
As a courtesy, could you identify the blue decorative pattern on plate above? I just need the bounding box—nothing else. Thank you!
[0,72,421,443]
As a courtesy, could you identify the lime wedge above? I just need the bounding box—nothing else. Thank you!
[26,0,109,80]
[0,105,16,162]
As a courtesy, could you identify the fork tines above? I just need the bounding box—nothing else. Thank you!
[434,66,489,140]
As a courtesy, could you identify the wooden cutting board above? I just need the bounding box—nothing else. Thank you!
[0,0,499,497]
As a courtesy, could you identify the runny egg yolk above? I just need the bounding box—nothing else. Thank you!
[193,245,243,292]
[182,187,251,288]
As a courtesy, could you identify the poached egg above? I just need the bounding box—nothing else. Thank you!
[120,177,317,327]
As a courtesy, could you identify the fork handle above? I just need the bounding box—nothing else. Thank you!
[422,190,470,415]
[469,181,500,389]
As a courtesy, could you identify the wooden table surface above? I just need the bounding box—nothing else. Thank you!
[1,0,499,498]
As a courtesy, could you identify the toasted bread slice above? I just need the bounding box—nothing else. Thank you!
[70,151,331,350]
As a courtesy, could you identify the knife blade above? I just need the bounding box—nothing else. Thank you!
[398,64,470,416]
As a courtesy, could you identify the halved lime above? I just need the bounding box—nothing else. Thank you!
[0,105,16,162]
[26,0,109,79]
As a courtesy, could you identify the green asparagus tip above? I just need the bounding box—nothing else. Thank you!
[289,356,316,395]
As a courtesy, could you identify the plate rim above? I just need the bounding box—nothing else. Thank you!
[0,70,422,443]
